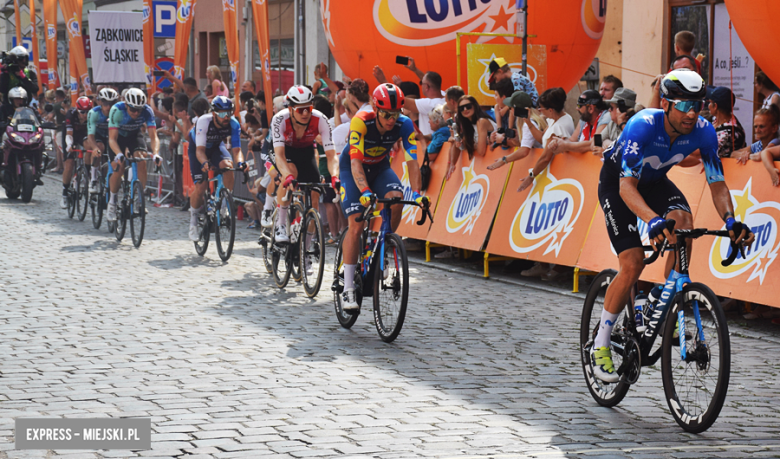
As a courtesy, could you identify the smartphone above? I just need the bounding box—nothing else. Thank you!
[395,56,410,66]
[153,70,164,76]
[593,134,602,148]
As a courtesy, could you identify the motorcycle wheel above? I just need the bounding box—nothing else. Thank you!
[21,163,33,203]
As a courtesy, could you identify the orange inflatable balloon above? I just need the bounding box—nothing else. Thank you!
[725,0,780,87]
[321,0,606,92]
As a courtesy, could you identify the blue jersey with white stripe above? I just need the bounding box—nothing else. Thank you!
[603,109,724,187]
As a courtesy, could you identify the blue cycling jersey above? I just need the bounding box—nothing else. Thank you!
[193,113,241,150]
[603,108,724,187]
[108,102,156,136]
[87,106,110,138]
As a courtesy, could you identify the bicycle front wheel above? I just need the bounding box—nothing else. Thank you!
[289,203,304,283]
[580,269,632,407]
[333,231,360,329]
[67,183,76,219]
[129,181,146,248]
[661,283,730,433]
[300,208,325,298]
[373,233,409,343]
[105,185,115,234]
[194,212,210,256]
[115,185,127,242]
[260,209,276,273]
[91,179,104,229]
[214,189,236,261]
[76,167,89,221]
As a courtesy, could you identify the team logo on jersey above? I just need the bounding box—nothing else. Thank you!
[581,0,607,40]
[67,14,81,38]
[373,0,517,47]
[709,179,780,284]
[445,162,489,234]
[177,0,193,23]
[47,24,56,40]
[509,168,584,255]
[349,131,361,145]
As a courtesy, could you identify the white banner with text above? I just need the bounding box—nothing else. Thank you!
[89,11,146,84]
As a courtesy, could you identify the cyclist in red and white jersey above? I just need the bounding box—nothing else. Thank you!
[270,85,338,242]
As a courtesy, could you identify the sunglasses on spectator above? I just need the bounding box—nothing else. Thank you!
[458,103,474,112]
[377,109,400,120]
[214,111,231,119]
[293,105,312,115]
[669,99,704,113]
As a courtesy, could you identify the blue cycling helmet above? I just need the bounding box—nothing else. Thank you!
[211,95,234,112]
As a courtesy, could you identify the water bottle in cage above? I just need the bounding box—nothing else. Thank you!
[634,292,648,333]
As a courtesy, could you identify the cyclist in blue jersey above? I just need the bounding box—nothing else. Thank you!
[590,70,755,383]
[106,87,161,222]
[187,96,247,241]
[339,83,424,311]
[87,87,119,193]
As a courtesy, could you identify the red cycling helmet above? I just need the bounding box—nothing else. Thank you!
[372,83,405,111]
[76,96,93,112]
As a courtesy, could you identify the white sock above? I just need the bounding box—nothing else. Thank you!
[344,264,356,290]
[190,205,203,225]
[277,206,288,227]
[594,309,620,349]
[110,191,117,203]
[91,166,98,181]
[263,194,275,211]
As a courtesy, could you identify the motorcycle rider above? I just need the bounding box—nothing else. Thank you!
[0,46,38,104]
[0,87,43,184]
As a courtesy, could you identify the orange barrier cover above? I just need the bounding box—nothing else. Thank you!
[425,144,511,252]
[394,143,449,240]
[181,142,194,197]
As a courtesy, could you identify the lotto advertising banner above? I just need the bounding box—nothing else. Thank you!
[690,160,780,306]
[252,0,274,126]
[142,0,156,92]
[425,146,512,252]
[221,0,240,113]
[29,0,42,94]
[43,0,58,90]
[321,0,605,91]
[392,143,450,240]
[13,0,22,46]
[486,151,600,266]
[575,166,709,284]
[59,0,91,103]
[89,12,146,84]
[465,43,547,107]
[173,0,196,79]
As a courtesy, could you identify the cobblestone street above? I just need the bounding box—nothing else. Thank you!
[2,179,780,458]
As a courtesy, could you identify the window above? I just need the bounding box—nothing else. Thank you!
[669,3,712,83]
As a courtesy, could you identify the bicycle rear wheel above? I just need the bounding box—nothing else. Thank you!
[260,209,276,273]
[333,231,360,329]
[290,204,303,283]
[580,269,632,407]
[214,189,236,261]
[129,181,146,248]
[272,208,292,288]
[105,185,115,233]
[67,183,76,219]
[115,184,127,242]
[76,167,89,221]
[300,208,325,298]
[661,283,730,433]
[194,212,210,256]
[373,233,409,343]
[91,179,104,229]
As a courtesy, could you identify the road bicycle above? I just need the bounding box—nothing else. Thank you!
[106,155,155,248]
[268,181,332,298]
[90,151,109,230]
[580,220,746,432]
[331,195,432,343]
[193,167,245,262]
[65,146,90,222]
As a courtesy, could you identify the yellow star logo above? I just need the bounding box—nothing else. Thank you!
[733,180,755,222]
[530,168,553,201]
[460,164,475,190]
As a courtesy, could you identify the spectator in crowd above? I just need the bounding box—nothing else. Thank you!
[733,106,780,163]
[206,65,229,101]
[444,86,465,118]
[759,143,780,186]
[311,63,331,98]
[252,90,270,135]
[398,81,421,99]
[244,178,265,229]
[342,78,371,125]
[755,71,780,113]
[491,78,516,131]
[600,87,639,148]
[427,104,450,162]
[242,80,256,94]
[674,30,702,74]
[313,94,347,244]
[547,89,608,156]
[704,86,746,158]
[487,91,546,170]
[649,60,699,108]
[447,95,496,179]
[52,89,69,173]
[170,97,190,206]
[332,97,357,154]
[397,56,426,82]
[374,66,444,138]
[238,91,254,127]
[487,57,539,108]
[599,75,623,101]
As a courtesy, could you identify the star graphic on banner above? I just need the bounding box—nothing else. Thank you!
[732,181,755,222]
[460,165,475,191]
[530,168,553,201]
[488,5,513,33]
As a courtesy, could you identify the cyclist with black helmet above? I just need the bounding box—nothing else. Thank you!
[87,87,119,193]
[106,87,161,222]
[269,85,338,242]
[187,95,247,242]
[59,96,93,208]
[589,69,755,383]
[338,83,425,312]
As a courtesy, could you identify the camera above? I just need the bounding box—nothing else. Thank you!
[491,127,516,150]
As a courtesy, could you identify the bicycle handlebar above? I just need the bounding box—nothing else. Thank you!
[355,195,433,226]
[281,180,337,203]
[643,219,747,267]
[208,167,248,185]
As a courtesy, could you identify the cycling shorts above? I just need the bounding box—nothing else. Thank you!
[188,143,232,184]
[284,145,320,185]
[598,165,692,255]
[339,157,403,217]
[110,131,147,161]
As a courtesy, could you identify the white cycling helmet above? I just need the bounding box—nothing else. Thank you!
[660,69,706,101]
[8,86,27,101]
[98,87,119,103]
[124,87,147,109]
[9,46,29,65]
[285,85,313,106]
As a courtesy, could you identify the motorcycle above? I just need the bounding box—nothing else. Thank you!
[1,107,50,202]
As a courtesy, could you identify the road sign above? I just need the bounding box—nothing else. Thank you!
[11,37,34,61]
[154,1,177,38]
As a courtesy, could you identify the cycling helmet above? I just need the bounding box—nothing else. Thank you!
[372,83,405,110]
[124,87,147,109]
[285,85,313,106]
[8,86,26,102]
[9,46,29,66]
[98,87,119,103]
[660,69,706,101]
[211,95,234,112]
[76,96,93,112]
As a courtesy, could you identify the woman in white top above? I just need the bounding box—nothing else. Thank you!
[447,95,496,179]
[756,71,780,113]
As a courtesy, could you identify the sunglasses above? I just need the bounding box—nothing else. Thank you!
[669,99,704,113]
[293,105,312,115]
[458,103,474,112]
[377,109,400,120]
[214,111,231,119]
